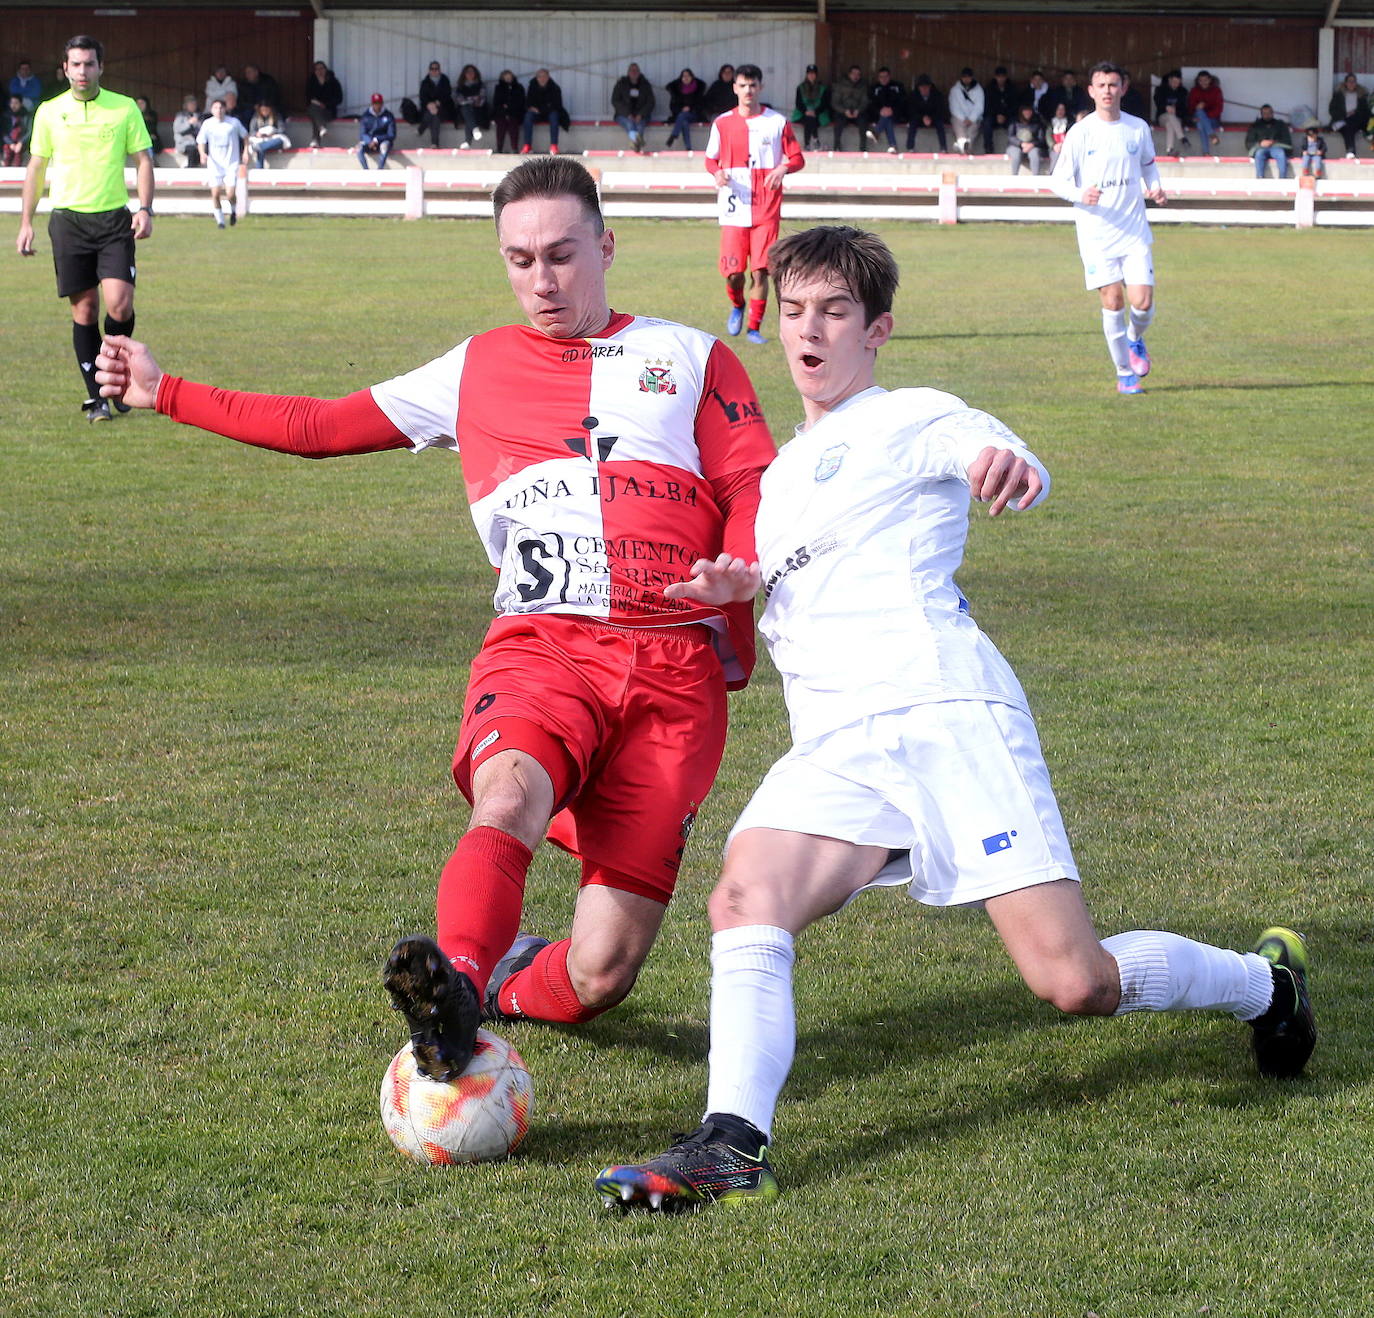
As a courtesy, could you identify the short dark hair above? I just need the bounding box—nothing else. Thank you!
[492,155,604,233]
[770,225,899,326]
[735,63,762,83]
[1089,61,1125,81]
[64,34,104,64]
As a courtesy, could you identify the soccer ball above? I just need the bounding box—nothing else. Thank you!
[380,1029,533,1165]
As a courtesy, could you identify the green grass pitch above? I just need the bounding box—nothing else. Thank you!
[2,214,1373,1317]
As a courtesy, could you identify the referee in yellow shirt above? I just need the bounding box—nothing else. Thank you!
[16,35,153,422]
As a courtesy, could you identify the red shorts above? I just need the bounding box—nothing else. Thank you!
[453,614,729,904]
[719,221,779,277]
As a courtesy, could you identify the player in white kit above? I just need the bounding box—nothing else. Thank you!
[1049,62,1164,395]
[196,99,246,229]
[595,225,1316,1210]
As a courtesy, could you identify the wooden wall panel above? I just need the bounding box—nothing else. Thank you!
[4,9,315,117]
[1334,27,1374,74]
[823,13,1320,90]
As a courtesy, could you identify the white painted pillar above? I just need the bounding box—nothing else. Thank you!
[405,165,425,219]
[313,17,332,68]
[1295,172,1316,228]
[1318,27,1335,117]
[938,170,958,225]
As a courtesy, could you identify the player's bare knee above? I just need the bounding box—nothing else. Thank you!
[1030,964,1118,1016]
[569,961,637,1011]
[707,870,775,928]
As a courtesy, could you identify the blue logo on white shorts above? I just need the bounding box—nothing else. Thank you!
[982,830,1017,856]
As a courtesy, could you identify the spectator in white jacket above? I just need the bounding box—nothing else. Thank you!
[948,67,984,155]
[204,64,237,118]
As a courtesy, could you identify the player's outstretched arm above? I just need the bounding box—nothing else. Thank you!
[95,334,163,409]
[663,553,762,605]
[967,445,1044,516]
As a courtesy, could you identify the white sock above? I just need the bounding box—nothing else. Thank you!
[1128,302,1155,342]
[1104,930,1274,1020]
[703,925,796,1139]
[1101,307,1132,372]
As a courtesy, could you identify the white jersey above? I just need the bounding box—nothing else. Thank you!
[1049,112,1159,262]
[196,115,246,170]
[755,386,1049,745]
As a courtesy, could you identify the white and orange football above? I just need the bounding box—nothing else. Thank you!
[380,1029,533,1165]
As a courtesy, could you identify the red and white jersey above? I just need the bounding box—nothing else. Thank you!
[704,107,804,228]
[370,313,775,684]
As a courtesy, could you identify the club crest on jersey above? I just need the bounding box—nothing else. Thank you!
[1127,138,1139,154]
[638,358,677,395]
[815,442,849,482]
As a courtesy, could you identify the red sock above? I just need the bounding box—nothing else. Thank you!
[747,299,766,331]
[496,938,607,1024]
[727,284,746,308]
[435,826,532,995]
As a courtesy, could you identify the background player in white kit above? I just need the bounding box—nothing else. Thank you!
[1049,62,1164,395]
[595,225,1315,1210]
[196,99,246,229]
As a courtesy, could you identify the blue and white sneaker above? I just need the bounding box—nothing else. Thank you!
[1128,337,1151,377]
[746,329,766,345]
[1116,372,1144,395]
[726,306,744,336]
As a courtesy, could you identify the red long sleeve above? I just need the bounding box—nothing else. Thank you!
[156,375,412,458]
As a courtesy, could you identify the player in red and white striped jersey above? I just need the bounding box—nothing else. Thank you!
[703,64,804,345]
[95,157,776,1083]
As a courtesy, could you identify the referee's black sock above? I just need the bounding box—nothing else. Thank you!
[104,312,135,339]
[72,320,102,403]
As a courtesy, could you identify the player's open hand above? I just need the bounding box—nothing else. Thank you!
[95,334,164,411]
[764,163,788,191]
[967,445,1043,516]
[663,553,762,605]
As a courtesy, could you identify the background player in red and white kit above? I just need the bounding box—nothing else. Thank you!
[94,157,776,1085]
[704,63,804,346]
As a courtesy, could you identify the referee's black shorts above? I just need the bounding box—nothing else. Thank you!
[48,207,137,299]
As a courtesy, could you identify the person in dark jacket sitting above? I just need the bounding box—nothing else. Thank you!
[304,60,342,146]
[791,64,831,151]
[906,74,947,151]
[611,62,655,153]
[702,64,737,122]
[830,64,867,150]
[356,92,396,169]
[454,65,486,148]
[1246,104,1292,178]
[982,66,1017,153]
[664,68,705,150]
[866,67,905,151]
[1154,69,1189,154]
[491,69,525,154]
[521,68,565,154]
[1005,102,1048,174]
[419,61,453,147]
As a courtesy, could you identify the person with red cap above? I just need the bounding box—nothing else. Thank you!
[357,92,396,168]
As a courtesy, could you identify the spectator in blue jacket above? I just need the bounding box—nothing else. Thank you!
[10,59,42,110]
[357,92,397,168]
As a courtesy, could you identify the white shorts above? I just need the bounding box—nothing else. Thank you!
[1082,247,1154,290]
[206,159,235,187]
[729,700,1079,908]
